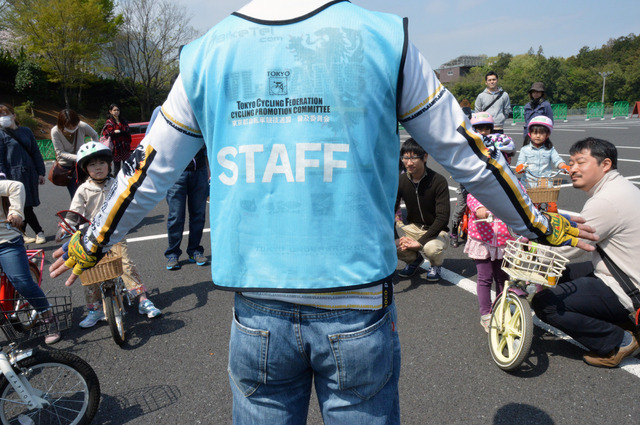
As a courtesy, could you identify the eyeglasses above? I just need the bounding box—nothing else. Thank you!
[401,156,423,162]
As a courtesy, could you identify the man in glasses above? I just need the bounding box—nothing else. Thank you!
[396,138,450,281]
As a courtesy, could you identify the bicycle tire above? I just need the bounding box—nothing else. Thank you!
[103,281,126,346]
[0,349,100,425]
[488,292,533,371]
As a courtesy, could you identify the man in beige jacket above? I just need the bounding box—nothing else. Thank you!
[533,137,640,368]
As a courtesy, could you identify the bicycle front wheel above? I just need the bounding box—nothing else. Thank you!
[488,292,533,371]
[103,280,126,346]
[0,349,100,425]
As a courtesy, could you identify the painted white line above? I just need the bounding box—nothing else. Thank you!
[126,228,210,243]
[552,129,585,132]
[438,267,640,375]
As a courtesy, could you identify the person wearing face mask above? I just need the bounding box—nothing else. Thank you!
[50,109,100,198]
[0,103,47,244]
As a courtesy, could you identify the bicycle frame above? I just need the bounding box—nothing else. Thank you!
[0,347,46,410]
[488,239,569,371]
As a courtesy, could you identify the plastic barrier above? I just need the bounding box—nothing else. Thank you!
[612,101,630,119]
[37,139,56,161]
[551,104,568,122]
[632,101,640,118]
[586,102,605,121]
[511,105,524,125]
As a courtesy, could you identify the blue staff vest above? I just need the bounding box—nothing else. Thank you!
[180,2,406,291]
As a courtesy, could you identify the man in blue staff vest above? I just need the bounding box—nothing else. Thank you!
[51,1,597,423]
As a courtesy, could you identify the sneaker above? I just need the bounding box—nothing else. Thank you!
[583,331,639,368]
[480,314,491,333]
[426,266,441,282]
[43,313,61,345]
[79,309,106,328]
[23,234,36,244]
[166,255,181,270]
[138,299,162,318]
[35,232,46,244]
[189,251,208,266]
[398,257,422,278]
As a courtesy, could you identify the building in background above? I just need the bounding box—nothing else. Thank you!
[437,55,487,83]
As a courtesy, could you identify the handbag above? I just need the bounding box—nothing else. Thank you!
[99,125,113,150]
[48,161,73,186]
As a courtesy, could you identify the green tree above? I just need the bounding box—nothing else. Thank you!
[5,0,120,107]
[104,0,197,120]
[14,60,45,101]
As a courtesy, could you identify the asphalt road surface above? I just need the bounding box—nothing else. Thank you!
[19,116,640,424]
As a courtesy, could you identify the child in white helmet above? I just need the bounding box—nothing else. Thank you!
[66,142,161,328]
[515,116,569,212]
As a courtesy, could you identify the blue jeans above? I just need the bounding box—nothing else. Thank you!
[229,294,401,425]
[164,166,208,258]
[0,238,49,312]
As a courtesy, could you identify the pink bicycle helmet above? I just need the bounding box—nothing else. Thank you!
[470,112,494,127]
[527,116,553,133]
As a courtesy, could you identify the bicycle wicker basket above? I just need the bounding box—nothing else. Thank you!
[501,239,569,287]
[526,177,563,204]
[0,295,72,343]
[79,250,123,286]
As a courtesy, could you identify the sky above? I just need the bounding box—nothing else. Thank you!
[178,0,640,70]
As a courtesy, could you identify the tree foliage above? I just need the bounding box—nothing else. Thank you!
[446,33,640,109]
[5,0,120,107]
[104,0,197,120]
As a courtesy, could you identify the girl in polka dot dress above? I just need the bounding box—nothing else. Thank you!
[465,134,518,332]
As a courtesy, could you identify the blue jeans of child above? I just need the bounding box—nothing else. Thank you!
[164,165,208,258]
[0,237,49,312]
[228,294,401,425]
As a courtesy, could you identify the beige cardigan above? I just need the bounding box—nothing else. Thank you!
[50,122,99,167]
[0,180,25,244]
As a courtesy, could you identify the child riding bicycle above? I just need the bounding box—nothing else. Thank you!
[515,116,569,213]
[64,142,161,328]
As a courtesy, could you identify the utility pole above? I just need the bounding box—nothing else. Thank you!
[598,71,612,104]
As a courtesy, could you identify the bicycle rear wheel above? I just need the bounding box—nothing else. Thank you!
[0,349,100,425]
[488,292,533,371]
[103,280,126,346]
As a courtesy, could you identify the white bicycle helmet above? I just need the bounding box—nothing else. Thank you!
[77,142,113,171]
[488,134,515,154]
[527,116,553,133]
